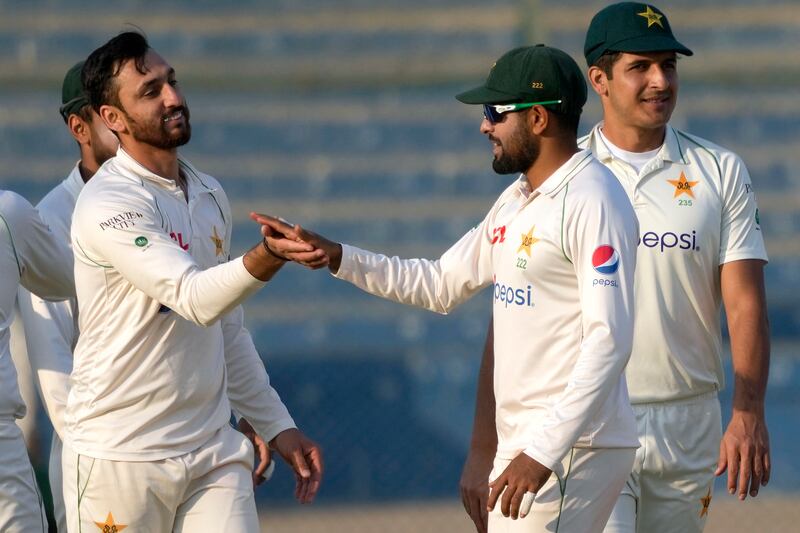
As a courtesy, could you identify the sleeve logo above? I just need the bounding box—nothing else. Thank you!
[134,236,148,247]
[592,245,619,275]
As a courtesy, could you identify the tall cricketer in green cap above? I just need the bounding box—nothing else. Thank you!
[59,60,118,181]
[584,2,692,152]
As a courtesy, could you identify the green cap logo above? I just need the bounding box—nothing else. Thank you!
[135,236,148,247]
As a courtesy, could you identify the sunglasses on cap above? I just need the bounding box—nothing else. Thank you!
[482,100,562,124]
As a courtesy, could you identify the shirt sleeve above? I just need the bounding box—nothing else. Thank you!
[72,185,265,327]
[222,305,296,442]
[523,179,638,473]
[0,191,74,300]
[719,153,768,265]
[333,212,496,314]
[16,288,75,439]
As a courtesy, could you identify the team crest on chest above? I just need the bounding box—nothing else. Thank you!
[210,225,225,256]
[517,225,539,258]
[667,172,699,199]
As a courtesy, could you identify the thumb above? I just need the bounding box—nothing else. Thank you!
[715,441,727,476]
[291,448,311,479]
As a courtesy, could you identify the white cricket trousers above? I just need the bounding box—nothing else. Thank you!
[63,423,257,533]
[488,447,635,532]
[0,418,48,532]
[49,432,66,532]
[603,392,722,533]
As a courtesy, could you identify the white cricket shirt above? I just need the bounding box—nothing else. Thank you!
[14,164,83,436]
[67,148,295,461]
[0,190,74,420]
[581,124,768,403]
[334,150,639,474]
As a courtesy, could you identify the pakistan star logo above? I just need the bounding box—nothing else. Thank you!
[637,6,664,28]
[517,225,539,257]
[95,512,127,532]
[210,225,225,257]
[667,172,699,198]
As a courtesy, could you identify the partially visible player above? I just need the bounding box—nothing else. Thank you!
[1,190,74,531]
[257,44,641,532]
[460,3,771,533]
[12,60,118,533]
[63,32,325,532]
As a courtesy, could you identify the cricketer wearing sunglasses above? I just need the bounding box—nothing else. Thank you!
[254,44,641,532]
[462,4,771,533]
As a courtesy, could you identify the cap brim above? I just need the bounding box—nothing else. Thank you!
[455,85,522,105]
[608,35,693,57]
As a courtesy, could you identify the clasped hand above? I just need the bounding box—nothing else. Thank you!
[250,213,342,272]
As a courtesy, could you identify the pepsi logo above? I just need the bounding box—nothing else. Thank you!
[592,245,619,275]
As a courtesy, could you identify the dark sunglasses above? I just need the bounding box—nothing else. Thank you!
[482,100,563,124]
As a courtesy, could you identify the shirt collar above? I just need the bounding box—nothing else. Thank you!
[63,162,86,200]
[585,122,686,165]
[535,149,594,198]
[113,147,214,194]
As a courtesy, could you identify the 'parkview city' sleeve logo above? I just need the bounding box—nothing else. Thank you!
[98,211,144,231]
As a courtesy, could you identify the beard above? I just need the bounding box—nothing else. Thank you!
[123,103,192,149]
[491,119,540,175]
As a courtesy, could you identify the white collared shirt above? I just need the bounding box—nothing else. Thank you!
[580,124,768,403]
[67,148,294,461]
[0,190,74,419]
[334,150,639,474]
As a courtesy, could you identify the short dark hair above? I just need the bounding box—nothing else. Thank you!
[82,31,150,112]
[75,104,94,124]
[548,109,581,136]
[592,51,622,80]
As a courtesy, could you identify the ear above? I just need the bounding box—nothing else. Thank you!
[99,104,128,135]
[528,105,549,135]
[587,66,608,97]
[67,114,90,144]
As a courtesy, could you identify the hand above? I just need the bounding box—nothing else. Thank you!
[270,428,324,503]
[460,448,494,533]
[249,213,343,272]
[237,418,272,487]
[715,409,770,499]
[487,453,551,520]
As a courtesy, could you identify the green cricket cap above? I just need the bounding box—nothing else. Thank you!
[584,2,693,66]
[59,60,88,121]
[456,44,587,116]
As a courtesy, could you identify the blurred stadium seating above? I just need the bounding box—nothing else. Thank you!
[1,0,798,531]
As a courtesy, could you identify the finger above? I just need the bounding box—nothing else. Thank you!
[305,447,324,502]
[460,489,479,532]
[296,256,330,269]
[762,450,771,485]
[501,483,519,518]
[750,446,763,497]
[284,249,328,263]
[715,440,727,476]
[486,479,504,512]
[726,444,739,495]
[291,447,312,479]
[478,504,488,533]
[250,212,295,233]
[266,238,314,254]
[737,445,753,500]
[519,491,535,519]
[254,445,270,478]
